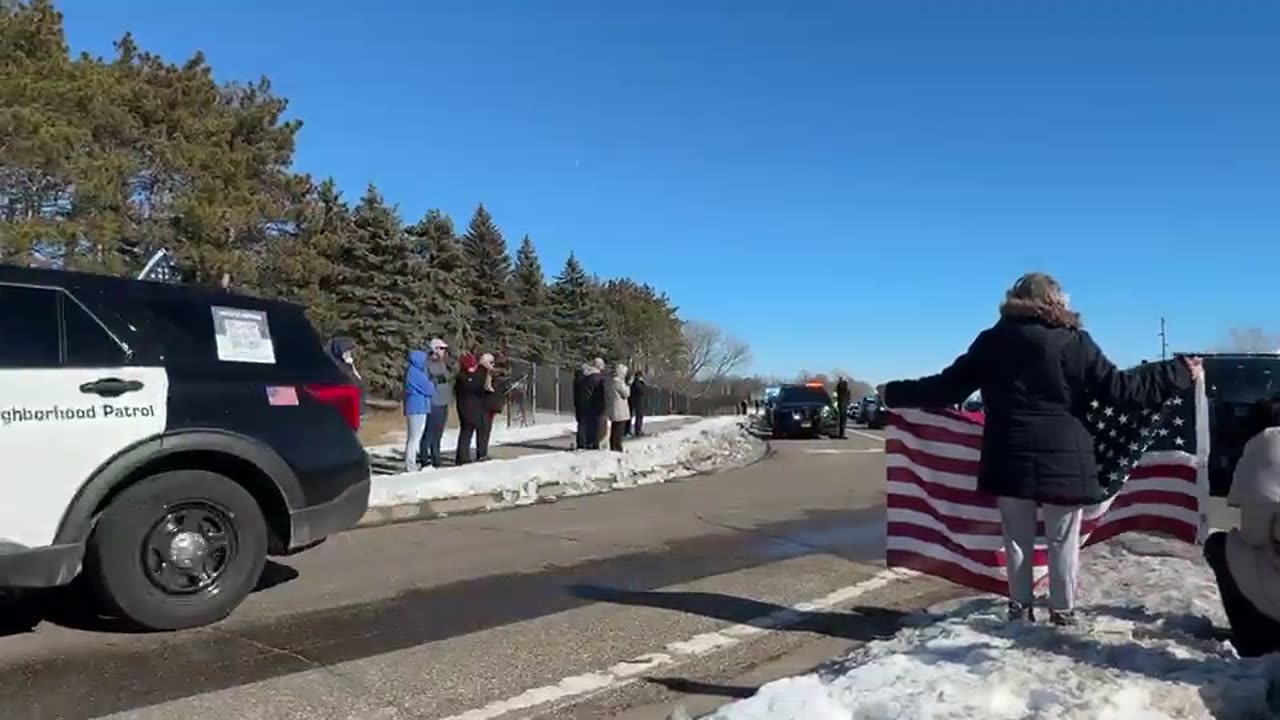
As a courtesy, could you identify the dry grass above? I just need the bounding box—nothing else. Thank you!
[357,407,460,446]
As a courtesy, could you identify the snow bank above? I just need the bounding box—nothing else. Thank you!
[712,536,1280,720]
[368,416,760,508]
[366,414,693,455]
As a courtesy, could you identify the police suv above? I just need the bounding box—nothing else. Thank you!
[0,265,371,630]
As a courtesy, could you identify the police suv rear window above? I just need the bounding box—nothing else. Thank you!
[140,298,329,372]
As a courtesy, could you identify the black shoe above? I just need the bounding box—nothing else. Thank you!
[1049,610,1077,627]
[1008,601,1035,622]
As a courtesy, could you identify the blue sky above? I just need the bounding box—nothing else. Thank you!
[58,1,1279,383]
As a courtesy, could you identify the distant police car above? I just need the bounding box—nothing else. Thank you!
[767,383,839,438]
[0,265,370,630]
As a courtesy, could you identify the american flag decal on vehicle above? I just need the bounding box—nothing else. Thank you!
[266,386,299,406]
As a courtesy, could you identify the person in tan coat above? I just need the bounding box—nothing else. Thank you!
[1203,395,1280,657]
[605,363,632,452]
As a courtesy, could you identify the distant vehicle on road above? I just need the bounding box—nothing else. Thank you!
[1202,353,1280,496]
[767,383,838,438]
[856,395,878,424]
[962,393,983,413]
[863,395,890,429]
[0,265,371,631]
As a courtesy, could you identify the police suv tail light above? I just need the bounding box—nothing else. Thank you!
[305,383,361,431]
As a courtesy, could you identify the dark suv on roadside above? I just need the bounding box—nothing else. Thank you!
[1204,353,1280,496]
[0,265,370,630]
[768,383,838,438]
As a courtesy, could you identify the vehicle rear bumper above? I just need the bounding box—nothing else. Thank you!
[0,541,84,588]
[288,476,371,550]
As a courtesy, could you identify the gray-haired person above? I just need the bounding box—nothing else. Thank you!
[418,338,453,468]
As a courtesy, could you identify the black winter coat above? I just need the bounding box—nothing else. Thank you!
[629,379,647,413]
[572,369,588,415]
[585,372,607,416]
[455,370,489,425]
[836,380,851,407]
[485,373,508,414]
[883,313,1192,505]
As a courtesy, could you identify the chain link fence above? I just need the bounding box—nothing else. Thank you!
[501,357,724,428]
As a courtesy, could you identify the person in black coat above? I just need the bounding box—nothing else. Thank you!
[454,352,488,465]
[476,352,504,461]
[835,377,851,438]
[571,364,589,450]
[585,358,608,449]
[881,272,1201,626]
[628,371,648,436]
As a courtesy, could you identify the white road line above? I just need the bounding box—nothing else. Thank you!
[847,428,886,443]
[440,567,920,720]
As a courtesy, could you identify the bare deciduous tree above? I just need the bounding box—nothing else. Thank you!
[1221,327,1280,353]
[680,320,751,396]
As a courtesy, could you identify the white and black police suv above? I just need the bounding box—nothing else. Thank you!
[0,265,370,630]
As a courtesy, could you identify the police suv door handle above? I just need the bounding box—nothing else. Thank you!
[79,378,145,397]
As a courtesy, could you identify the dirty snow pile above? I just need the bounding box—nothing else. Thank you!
[366,414,692,455]
[368,416,761,508]
[711,535,1280,720]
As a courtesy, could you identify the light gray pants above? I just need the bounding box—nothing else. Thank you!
[996,496,1083,611]
[404,414,428,472]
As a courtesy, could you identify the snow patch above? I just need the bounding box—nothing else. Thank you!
[711,536,1280,720]
[368,416,760,507]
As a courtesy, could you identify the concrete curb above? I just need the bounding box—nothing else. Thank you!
[354,425,767,529]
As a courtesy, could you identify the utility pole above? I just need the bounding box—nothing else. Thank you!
[1159,317,1169,360]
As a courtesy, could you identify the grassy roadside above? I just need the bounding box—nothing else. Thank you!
[358,407,460,446]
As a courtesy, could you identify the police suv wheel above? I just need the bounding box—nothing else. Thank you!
[85,470,268,631]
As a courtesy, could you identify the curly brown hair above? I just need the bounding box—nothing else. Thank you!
[998,272,1082,329]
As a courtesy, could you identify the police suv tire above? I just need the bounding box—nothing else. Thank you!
[85,470,268,631]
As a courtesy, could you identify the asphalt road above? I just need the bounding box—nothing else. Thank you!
[1,421,1238,720]
[0,425,962,720]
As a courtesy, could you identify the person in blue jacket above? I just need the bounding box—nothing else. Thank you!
[403,349,436,472]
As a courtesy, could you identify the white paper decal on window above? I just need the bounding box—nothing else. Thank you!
[211,306,276,364]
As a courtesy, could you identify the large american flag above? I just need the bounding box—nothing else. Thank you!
[885,377,1209,595]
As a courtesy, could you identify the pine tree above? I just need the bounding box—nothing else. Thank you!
[509,234,556,361]
[459,203,515,354]
[407,209,474,349]
[548,252,610,362]
[261,177,348,336]
[331,184,420,397]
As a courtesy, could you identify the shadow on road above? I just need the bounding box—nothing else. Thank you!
[0,560,300,636]
[504,440,572,452]
[644,676,757,699]
[568,584,910,642]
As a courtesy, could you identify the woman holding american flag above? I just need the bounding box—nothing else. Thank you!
[880,272,1202,626]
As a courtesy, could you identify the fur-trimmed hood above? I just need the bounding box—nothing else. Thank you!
[999,296,1082,330]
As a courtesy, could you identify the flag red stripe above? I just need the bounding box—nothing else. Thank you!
[886,413,983,450]
[1086,514,1199,546]
[887,494,1001,535]
[1107,488,1200,512]
[889,465,1199,517]
[887,521,1038,567]
[1127,463,1197,483]
[887,467,996,510]
[888,492,1193,540]
[886,439,978,476]
[886,549,1008,596]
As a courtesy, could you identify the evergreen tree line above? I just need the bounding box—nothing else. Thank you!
[0,1,718,399]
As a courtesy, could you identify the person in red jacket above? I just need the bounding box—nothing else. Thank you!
[454,352,487,465]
